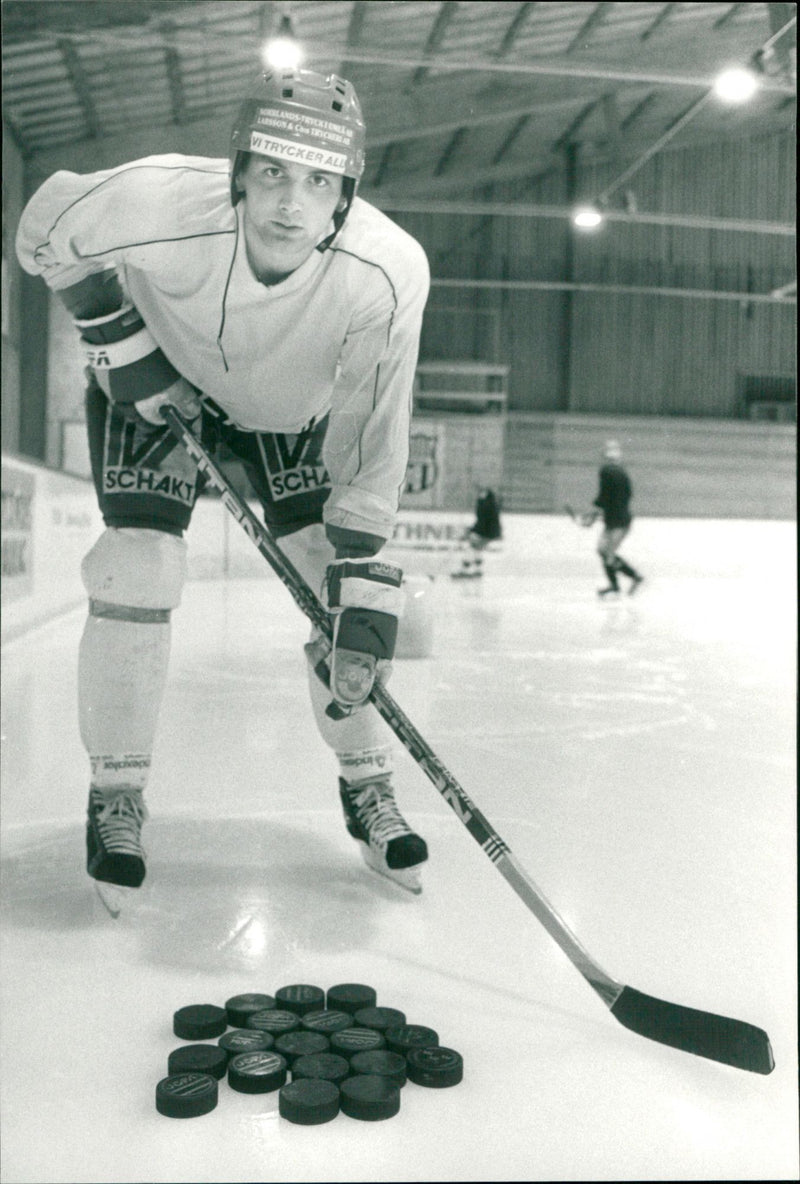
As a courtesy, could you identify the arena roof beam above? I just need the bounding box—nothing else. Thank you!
[640,4,677,42]
[433,125,468,176]
[366,197,795,238]
[491,114,532,166]
[551,100,598,153]
[713,4,746,31]
[162,21,188,126]
[56,37,99,139]
[408,1,461,89]
[338,0,369,80]
[565,2,614,55]
[496,2,537,58]
[305,45,795,94]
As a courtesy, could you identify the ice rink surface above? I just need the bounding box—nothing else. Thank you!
[1,513,797,1184]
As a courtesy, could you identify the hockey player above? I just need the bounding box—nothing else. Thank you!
[452,488,503,578]
[15,67,431,901]
[581,440,644,597]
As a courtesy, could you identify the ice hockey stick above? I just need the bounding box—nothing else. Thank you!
[164,406,775,1075]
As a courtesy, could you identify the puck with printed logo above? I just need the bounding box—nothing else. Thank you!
[228,1050,288,1094]
[167,1043,228,1080]
[353,1006,406,1032]
[173,1004,228,1041]
[279,1078,340,1126]
[218,1028,274,1060]
[339,1075,401,1122]
[405,1045,464,1088]
[274,1030,330,1065]
[329,1027,387,1059]
[224,993,276,1028]
[326,983,378,1015]
[384,1024,439,1055]
[275,984,326,1016]
[156,1072,218,1118]
[246,1009,299,1036]
[300,1009,353,1035]
[350,1049,408,1088]
[291,1052,351,1085]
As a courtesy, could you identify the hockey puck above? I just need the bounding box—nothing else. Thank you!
[224,993,276,1028]
[167,1043,228,1080]
[228,1050,288,1094]
[353,1006,406,1032]
[405,1045,463,1088]
[245,1008,299,1035]
[291,1052,351,1085]
[274,1030,330,1064]
[279,1078,340,1126]
[274,984,326,1016]
[350,1049,408,1088]
[339,1075,401,1122]
[218,1028,274,1060]
[329,1027,387,1059]
[300,1009,353,1035]
[326,983,378,1015]
[156,1072,217,1119]
[384,1024,439,1055]
[173,1004,228,1041]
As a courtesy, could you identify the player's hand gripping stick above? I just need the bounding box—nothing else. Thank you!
[325,558,403,711]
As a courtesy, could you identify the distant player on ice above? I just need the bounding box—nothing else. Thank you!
[16,67,431,906]
[451,488,503,578]
[577,440,644,597]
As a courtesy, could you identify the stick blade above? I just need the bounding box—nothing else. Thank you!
[610,987,774,1074]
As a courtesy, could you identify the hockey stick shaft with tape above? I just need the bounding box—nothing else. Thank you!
[163,406,774,1075]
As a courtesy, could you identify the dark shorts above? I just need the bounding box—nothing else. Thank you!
[86,382,332,538]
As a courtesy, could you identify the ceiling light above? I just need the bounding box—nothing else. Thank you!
[263,37,303,69]
[572,206,604,230]
[262,13,303,70]
[712,67,760,104]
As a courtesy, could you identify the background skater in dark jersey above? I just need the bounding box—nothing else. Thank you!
[581,441,644,597]
[452,488,503,578]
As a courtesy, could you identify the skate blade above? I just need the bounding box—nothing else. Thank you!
[94,880,136,918]
[361,846,423,895]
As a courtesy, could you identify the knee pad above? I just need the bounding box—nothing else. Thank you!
[395,575,435,659]
[82,527,187,613]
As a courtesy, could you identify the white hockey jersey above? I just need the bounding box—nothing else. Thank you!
[15,154,430,543]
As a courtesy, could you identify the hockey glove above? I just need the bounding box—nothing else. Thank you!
[63,272,198,423]
[325,558,404,711]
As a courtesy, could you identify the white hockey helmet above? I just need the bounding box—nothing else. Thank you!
[229,67,366,231]
[602,439,622,461]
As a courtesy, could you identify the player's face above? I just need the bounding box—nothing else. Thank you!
[237,154,345,279]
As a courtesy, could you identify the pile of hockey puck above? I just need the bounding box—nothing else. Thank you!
[156,981,464,1125]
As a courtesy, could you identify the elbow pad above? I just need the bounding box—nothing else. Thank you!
[75,305,181,404]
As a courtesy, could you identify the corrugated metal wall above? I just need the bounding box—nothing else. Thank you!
[393,129,796,418]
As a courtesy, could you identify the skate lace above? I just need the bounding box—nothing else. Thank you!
[93,789,148,856]
[350,779,410,849]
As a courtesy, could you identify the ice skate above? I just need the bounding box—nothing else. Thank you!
[339,775,428,894]
[87,787,148,914]
[628,574,644,596]
[597,585,620,598]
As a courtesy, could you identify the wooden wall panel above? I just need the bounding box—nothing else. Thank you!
[391,130,796,418]
[502,413,796,520]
